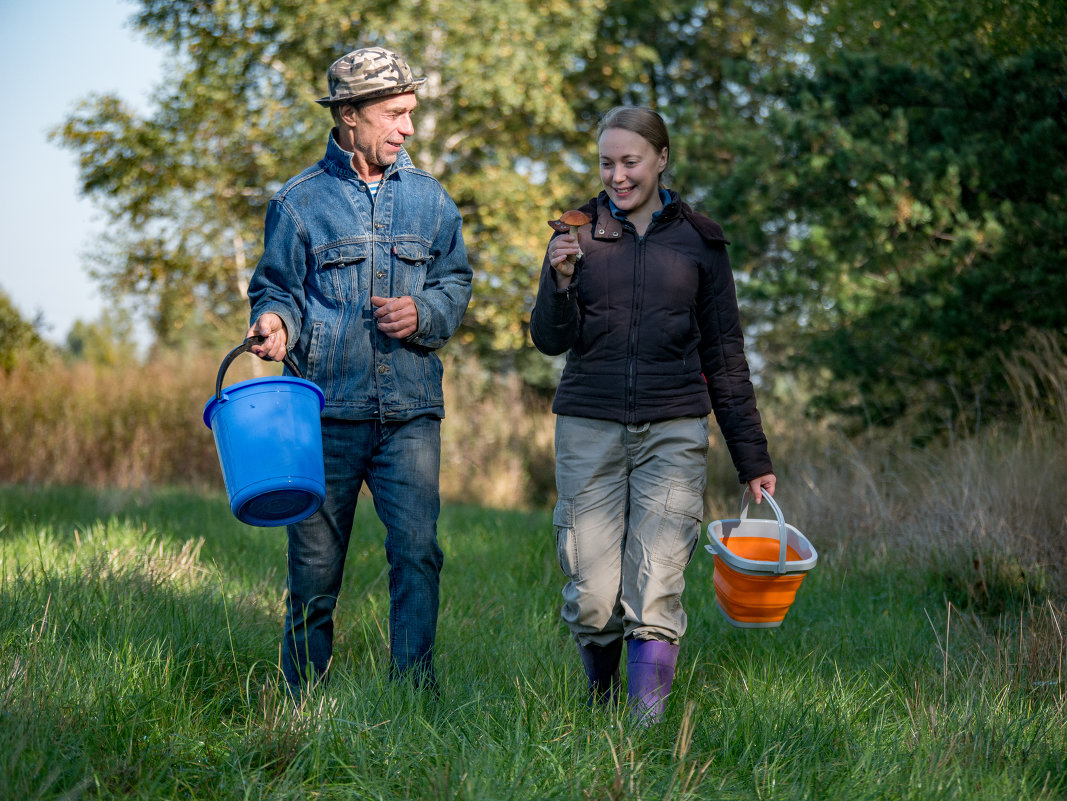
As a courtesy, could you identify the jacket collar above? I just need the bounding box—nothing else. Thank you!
[323,128,412,180]
[584,189,728,244]
[586,189,683,241]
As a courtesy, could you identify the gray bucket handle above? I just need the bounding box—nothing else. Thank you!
[738,488,789,574]
[215,335,302,400]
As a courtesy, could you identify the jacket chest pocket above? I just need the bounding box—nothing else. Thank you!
[391,241,432,296]
[314,243,370,300]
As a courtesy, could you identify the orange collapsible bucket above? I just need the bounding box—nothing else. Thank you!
[705,490,817,628]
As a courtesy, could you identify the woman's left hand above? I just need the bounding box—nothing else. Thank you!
[747,474,776,504]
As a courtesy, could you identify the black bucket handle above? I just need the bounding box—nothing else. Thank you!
[215,335,303,400]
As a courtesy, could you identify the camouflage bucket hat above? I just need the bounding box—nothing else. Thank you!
[315,47,427,107]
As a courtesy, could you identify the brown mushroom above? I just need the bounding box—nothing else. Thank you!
[548,209,593,261]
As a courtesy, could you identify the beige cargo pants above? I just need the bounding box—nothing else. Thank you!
[552,414,709,647]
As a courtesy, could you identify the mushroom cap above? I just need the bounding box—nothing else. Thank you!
[560,209,593,225]
[548,209,593,232]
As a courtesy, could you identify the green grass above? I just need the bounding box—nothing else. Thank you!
[1,484,1064,800]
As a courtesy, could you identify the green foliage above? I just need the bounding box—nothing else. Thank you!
[0,289,54,372]
[65,309,140,367]
[52,0,607,358]
[799,0,1067,66]
[678,0,1067,431]
[49,0,811,368]
[723,42,1067,429]
[50,0,1067,430]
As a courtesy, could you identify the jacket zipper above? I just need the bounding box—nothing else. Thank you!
[627,233,647,424]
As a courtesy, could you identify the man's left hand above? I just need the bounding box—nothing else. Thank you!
[371,295,419,340]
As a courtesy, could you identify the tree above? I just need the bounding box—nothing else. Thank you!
[53,0,607,361]
[688,0,1067,430]
[781,46,1065,427]
[65,309,139,367]
[0,290,54,372]
[54,0,1067,432]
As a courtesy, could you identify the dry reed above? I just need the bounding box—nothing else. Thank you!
[0,348,556,508]
[742,332,1067,601]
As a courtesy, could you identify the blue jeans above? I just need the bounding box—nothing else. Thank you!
[282,416,443,691]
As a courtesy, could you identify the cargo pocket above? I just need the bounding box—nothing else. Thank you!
[649,481,704,569]
[553,497,579,579]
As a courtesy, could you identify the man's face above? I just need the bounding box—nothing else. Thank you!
[348,92,417,177]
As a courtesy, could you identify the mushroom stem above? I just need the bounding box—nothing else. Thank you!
[569,225,583,260]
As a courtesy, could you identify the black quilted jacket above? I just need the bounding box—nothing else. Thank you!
[530,190,772,483]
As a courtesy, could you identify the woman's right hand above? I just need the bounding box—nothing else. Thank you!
[547,234,580,282]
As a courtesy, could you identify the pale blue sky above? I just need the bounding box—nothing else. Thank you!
[0,0,163,344]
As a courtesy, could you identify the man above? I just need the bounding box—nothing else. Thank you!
[246,46,472,695]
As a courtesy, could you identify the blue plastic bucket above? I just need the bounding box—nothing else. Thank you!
[203,338,326,526]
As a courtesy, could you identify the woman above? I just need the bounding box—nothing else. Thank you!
[530,106,775,724]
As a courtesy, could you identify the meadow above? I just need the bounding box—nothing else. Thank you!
[1,476,1064,799]
[1,349,1066,799]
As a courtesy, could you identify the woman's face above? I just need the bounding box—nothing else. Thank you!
[598,127,668,221]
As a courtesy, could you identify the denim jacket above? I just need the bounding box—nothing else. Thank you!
[248,132,472,421]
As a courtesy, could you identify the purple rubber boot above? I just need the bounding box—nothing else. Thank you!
[626,638,679,725]
[578,640,623,706]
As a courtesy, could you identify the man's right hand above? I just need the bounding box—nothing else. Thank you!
[246,313,288,361]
